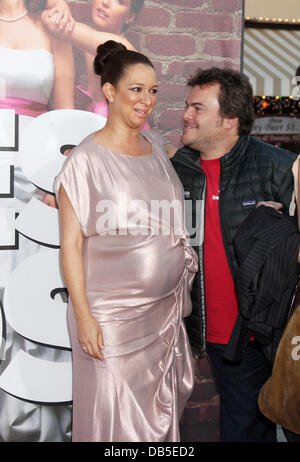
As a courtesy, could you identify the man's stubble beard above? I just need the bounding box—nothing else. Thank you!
[183,117,224,153]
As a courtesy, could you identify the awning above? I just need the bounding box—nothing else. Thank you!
[244,27,300,96]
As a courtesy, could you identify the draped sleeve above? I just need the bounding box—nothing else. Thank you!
[141,129,171,155]
[53,148,92,237]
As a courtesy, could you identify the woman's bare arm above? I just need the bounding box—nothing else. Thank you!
[51,37,75,109]
[59,185,104,360]
[42,13,135,55]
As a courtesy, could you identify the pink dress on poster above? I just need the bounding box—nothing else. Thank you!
[54,130,197,442]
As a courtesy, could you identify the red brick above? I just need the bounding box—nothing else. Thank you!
[134,7,171,28]
[182,398,220,424]
[158,109,184,131]
[166,61,202,79]
[212,0,241,10]
[157,82,189,103]
[198,59,240,69]
[189,380,219,402]
[126,31,142,50]
[146,34,196,57]
[151,60,163,77]
[204,39,241,59]
[194,355,216,379]
[234,13,244,34]
[151,0,207,7]
[230,62,241,71]
[176,12,233,33]
[166,60,241,79]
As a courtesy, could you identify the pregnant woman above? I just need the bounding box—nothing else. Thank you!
[54,41,197,442]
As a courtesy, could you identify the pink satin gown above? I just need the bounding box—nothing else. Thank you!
[54,130,198,442]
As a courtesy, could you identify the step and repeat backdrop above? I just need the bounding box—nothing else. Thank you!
[0,0,243,441]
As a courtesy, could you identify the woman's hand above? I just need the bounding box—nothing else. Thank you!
[77,314,104,360]
[42,192,58,208]
[256,201,283,213]
[43,0,75,33]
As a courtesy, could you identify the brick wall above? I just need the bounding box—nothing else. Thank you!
[69,0,244,146]
[180,355,220,442]
[127,0,244,147]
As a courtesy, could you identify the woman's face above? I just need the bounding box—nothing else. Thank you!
[92,0,135,34]
[106,63,158,128]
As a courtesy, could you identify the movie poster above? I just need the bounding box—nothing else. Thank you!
[0,0,243,441]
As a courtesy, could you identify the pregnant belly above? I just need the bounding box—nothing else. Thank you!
[84,234,186,305]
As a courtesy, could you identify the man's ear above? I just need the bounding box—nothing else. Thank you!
[102,83,115,103]
[223,117,239,131]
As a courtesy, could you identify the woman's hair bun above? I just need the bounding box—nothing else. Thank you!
[94,41,127,76]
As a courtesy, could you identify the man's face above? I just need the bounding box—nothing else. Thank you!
[181,83,226,156]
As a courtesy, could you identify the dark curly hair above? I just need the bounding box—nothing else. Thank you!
[187,67,254,136]
[25,0,47,12]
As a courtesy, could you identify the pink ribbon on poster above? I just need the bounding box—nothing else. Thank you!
[0,97,48,117]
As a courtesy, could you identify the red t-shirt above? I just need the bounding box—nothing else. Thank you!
[201,158,239,344]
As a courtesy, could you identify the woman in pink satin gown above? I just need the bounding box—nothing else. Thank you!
[54,40,198,442]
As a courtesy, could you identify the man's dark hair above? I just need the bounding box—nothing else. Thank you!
[187,67,254,136]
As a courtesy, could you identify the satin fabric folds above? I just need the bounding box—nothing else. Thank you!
[54,130,198,442]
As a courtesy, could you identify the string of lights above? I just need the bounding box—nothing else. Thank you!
[253,96,300,116]
[245,17,300,25]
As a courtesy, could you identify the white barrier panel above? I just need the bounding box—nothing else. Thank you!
[0,109,106,407]
[0,299,4,362]
[0,350,72,403]
[19,110,106,193]
[15,197,60,248]
[0,163,13,196]
[3,249,70,349]
[0,109,15,147]
[0,209,15,246]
